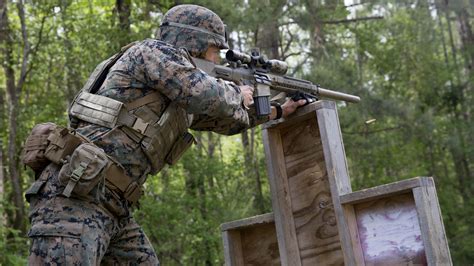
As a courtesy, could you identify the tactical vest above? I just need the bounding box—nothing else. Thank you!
[68,41,195,175]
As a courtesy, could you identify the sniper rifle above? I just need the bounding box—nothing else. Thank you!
[192,49,360,117]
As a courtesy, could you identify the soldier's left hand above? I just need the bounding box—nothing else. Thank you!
[281,98,307,118]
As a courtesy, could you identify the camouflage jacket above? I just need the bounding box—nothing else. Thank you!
[76,39,268,181]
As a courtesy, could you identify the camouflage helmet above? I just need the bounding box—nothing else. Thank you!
[157,4,228,57]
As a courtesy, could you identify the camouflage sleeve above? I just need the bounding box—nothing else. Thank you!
[190,105,269,135]
[140,42,249,126]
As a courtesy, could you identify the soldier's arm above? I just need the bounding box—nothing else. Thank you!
[141,44,250,126]
[189,106,268,135]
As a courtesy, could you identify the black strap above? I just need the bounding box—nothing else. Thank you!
[90,41,139,94]
[271,102,283,120]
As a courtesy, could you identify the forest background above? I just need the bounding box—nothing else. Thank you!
[0,0,472,265]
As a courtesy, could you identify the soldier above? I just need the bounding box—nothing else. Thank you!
[25,4,306,265]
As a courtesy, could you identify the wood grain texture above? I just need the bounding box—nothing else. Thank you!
[278,115,344,265]
[221,213,274,231]
[343,204,365,265]
[413,177,452,265]
[263,128,302,266]
[355,193,427,266]
[340,177,423,205]
[240,223,281,266]
[222,214,280,266]
[316,103,357,265]
[223,230,244,266]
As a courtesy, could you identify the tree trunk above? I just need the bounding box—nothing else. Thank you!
[250,128,265,213]
[241,129,265,213]
[207,131,215,188]
[116,0,131,46]
[1,0,33,233]
[454,0,474,71]
[61,2,83,104]
[0,140,5,227]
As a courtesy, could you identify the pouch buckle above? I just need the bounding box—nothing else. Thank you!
[63,161,88,197]
[132,117,149,135]
[124,181,143,203]
[71,161,88,182]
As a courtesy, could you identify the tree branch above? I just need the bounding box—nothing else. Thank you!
[322,16,384,25]
[16,0,30,93]
[25,14,48,79]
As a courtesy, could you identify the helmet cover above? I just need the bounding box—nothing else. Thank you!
[157,4,228,57]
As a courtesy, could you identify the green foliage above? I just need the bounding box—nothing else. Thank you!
[0,0,473,264]
[0,200,28,266]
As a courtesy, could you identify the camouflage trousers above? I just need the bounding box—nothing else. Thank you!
[27,164,159,265]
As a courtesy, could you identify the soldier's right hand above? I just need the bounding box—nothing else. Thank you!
[240,85,254,109]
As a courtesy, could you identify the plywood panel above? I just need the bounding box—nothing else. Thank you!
[355,193,427,266]
[240,223,281,265]
[280,118,344,265]
[222,214,280,266]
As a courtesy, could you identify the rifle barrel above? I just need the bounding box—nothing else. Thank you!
[315,85,360,103]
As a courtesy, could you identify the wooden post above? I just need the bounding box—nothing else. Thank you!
[262,101,352,265]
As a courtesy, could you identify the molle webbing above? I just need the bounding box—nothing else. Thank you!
[69,92,124,129]
[70,91,169,138]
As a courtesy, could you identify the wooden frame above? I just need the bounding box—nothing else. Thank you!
[262,101,351,265]
[221,213,280,265]
[338,177,452,265]
[221,101,452,266]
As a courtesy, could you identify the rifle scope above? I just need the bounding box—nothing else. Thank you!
[226,50,288,75]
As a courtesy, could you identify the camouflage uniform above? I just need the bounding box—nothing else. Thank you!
[27,5,268,265]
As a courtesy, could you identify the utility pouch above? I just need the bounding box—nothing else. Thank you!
[165,132,195,165]
[142,103,194,173]
[44,127,83,164]
[22,122,57,173]
[58,143,109,197]
[69,91,124,128]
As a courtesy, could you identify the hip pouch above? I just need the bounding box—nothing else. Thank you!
[44,127,83,164]
[22,122,57,174]
[58,143,109,198]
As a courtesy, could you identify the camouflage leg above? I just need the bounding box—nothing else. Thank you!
[29,236,97,265]
[28,195,115,265]
[102,217,159,266]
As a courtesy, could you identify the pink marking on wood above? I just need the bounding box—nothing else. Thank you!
[355,193,427,265]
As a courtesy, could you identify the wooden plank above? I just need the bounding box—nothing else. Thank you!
[263,100,334,130]
[240,222,281,265]
[355,193,427,265]
[340,177,423,205]
[263,128,302,266]
[222,230,244,266]
[278,115,343,265]
[221,213,274,231]
[222,213,280,265]
[413,177,452,265]
[316,102,355,265]
[342,204,365,265]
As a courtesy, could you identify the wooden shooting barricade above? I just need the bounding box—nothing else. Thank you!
[221,101,452,265]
